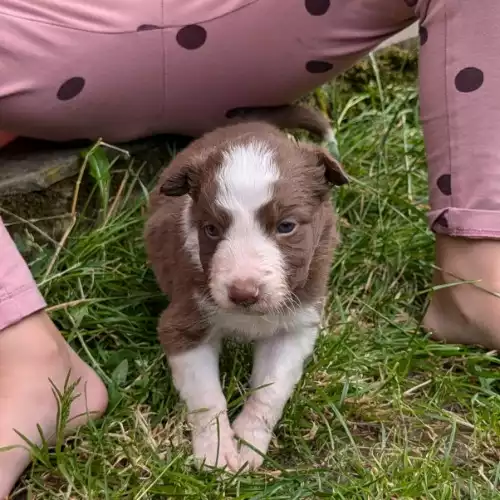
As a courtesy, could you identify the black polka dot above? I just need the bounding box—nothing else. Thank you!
[306,60,333,74]
[419,26,428,46]
[305,0,330,16]
[137,24,161,31]
[455,67,484,93]
[176,25,207,50]
[57,77,85,101]
[404,0,417,6]
[435,213,449,228]
[437,174,452,196]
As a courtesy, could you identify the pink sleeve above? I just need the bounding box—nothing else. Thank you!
[0,217,46,331]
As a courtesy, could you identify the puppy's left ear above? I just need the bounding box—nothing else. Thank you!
[316,147,348,186]
[301,143,349,186]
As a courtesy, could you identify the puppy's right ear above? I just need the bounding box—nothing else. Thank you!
[159,164,196,197]
[159,147,218,198]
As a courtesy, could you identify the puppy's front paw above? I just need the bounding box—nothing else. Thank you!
[192,428,239,471]
[232,413,272,470]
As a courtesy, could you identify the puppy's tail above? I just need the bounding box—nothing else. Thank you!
[226,104,336,143]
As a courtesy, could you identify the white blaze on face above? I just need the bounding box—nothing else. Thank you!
[210,141,287,310]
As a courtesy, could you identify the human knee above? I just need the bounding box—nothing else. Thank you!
[0,220,46,332]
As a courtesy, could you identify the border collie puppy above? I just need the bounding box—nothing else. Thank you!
[145,105,348,471]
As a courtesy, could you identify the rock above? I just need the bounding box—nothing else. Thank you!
[0,141,82,196]
[0,134,191,241]
[0,135,191,197]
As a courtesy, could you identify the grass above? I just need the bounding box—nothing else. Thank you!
[7,53,500,499]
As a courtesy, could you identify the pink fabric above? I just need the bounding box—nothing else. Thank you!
[1,0,500,327]
[0,219,46,330]
[0,0,415,141]
[0,0,498,242]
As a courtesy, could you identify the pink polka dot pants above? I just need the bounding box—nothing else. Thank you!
[1,0,499,328]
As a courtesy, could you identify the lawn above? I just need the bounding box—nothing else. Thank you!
[8,52,500,499]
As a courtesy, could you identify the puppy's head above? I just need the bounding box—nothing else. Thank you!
[160,126,348,314]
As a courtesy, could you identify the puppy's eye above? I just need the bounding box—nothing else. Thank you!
[276,220,297,235]
[204,224,220,239]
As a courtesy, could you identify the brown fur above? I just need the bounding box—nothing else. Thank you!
[225,104,334,141]
[145,110,347,355]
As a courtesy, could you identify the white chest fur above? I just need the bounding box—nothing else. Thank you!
[197,296,321,341]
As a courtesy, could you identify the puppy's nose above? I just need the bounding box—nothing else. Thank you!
[228,279,260,306]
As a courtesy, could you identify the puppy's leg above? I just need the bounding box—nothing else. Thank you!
[232,323,319,470]
[168,338,238,470]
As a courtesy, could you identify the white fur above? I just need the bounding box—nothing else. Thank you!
[215,141,280,213]
[210,141,286,310]
[168,340,238,469]
[197,291,320,341]
[324,127,336,143]
[170,305,320,470]
[232,313,320,469]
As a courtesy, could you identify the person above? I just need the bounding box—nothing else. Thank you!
[1,0,499,495]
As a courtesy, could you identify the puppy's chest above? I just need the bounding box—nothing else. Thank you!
[205,305,321,341]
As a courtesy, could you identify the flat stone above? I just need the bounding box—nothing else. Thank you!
[0,134,191,243]
[0,135,190,197]
[0,140,82,196]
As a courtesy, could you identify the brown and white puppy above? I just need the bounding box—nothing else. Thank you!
[145,105,347,471]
